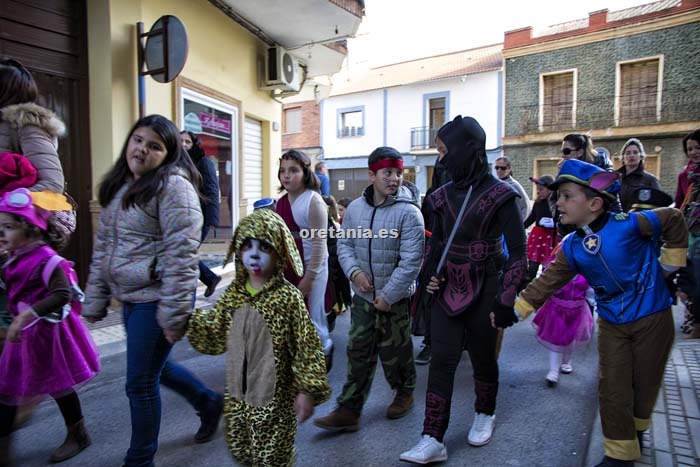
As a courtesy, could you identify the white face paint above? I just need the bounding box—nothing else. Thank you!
[241,238,275,277]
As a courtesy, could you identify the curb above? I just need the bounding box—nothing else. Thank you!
[582,305,700,467]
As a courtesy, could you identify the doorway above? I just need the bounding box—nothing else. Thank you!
[180,87,239,239]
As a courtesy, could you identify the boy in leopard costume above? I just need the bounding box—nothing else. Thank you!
[187,209,330,466]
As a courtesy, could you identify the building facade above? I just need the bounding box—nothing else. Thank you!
[318,44,504,200]
[503,0,700,198]
[1,0,363,277]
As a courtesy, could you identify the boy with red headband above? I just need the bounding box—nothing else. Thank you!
[314,146,425,432]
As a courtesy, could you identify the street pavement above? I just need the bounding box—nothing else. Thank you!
[8,278,699,467]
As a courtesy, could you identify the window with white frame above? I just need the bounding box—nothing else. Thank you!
[617,57,662,126]
[541,71,575,130]
[337,107,364,137]
[283,107,302,134]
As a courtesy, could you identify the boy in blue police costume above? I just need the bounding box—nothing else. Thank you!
[493,159,688,467]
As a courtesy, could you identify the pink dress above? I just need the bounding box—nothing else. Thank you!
[532,270,594,353]
[0,244,100,405]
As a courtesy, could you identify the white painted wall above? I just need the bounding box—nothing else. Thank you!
[321,90,385,158]
[322,70,501,158]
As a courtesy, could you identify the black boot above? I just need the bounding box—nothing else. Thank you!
[593,456,633,467]
[195,393,224,443]
[0,435,9,467]
[49,418,91,463]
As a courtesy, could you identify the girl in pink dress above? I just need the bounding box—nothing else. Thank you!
[532,244,594,387]
[0,188,99,465]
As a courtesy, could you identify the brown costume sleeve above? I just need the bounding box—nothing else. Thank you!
[637,208,688,268]
[516,246,577,319]
[31,267,71,317]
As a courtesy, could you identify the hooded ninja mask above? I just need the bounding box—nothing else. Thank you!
[437,115,489,189]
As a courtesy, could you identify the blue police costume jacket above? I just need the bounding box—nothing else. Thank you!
[516,207,688,325]
[561,211,671,324]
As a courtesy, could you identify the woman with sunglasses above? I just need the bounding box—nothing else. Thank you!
[560,133,613,170]
[556,134,620,238]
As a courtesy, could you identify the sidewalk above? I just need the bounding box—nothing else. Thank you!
[584,305,700,467]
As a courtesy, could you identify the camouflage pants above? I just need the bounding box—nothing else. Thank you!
[337,294,416,413]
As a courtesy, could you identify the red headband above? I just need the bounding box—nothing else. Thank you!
[369,158,404,172]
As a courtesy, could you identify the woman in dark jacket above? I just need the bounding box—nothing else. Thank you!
[181,131,221,297]
[616,138,661,212]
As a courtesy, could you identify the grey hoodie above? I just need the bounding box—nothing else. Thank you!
[337,181,425,305]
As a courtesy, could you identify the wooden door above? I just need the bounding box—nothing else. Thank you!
[1,0,92,283]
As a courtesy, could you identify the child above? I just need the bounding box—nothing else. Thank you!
[336,197,352,224]
[322,195,351,321]
[0,188,100,465]
[83,115,222,467]
[401,116,526,464]
[187,208,330,466]
[523,175,556,283]
[531,245,594,387]
[493,159,688,467]
[275,149,333,369]
[314,146,424,432]
[0,151,37,350]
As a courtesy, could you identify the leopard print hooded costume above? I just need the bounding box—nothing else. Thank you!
[188,209,330,466]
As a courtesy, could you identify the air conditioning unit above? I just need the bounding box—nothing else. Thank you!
[261,46,301,92]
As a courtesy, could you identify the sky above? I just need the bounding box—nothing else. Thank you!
[346,0,661,69]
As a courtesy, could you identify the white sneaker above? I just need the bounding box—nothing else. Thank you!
[400,435,448,464]
[546,370,559,387]
[468,413,495,446]
[560,363,573,374]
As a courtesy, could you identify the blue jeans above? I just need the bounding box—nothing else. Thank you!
[123,301,217,467]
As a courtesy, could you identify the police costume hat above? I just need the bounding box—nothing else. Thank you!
[549,159,620,200]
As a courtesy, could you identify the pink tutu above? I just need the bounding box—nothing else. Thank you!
[0,309,100,405]
[532,275,593,353]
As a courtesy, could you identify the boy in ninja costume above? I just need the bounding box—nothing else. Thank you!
[401,115,527,464]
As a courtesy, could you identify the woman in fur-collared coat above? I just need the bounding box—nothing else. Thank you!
[0,58,66,194]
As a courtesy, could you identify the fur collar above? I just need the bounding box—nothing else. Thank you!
[0,102,65,138]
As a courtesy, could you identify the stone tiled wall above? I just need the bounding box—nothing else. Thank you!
[504,22,700,136]
[505,135,688,197]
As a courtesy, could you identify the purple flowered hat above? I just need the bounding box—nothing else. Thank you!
[0,188,51,230]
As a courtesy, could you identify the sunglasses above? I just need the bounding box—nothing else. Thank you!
[561,148,577,156]
[495,166,509,171]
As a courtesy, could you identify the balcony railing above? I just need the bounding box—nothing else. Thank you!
[508,89,700,135]
[337,126,365,137]
[410,126,439,150]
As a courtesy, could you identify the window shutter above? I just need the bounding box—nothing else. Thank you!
[542,72,574,130]
[619,59,659,125]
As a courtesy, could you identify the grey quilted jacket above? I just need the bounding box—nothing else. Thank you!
[83,172,203,334]
[338,181,425,305]
[0,102,66,193]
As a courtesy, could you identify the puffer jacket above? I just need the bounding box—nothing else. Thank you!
[337,181,425,305]
[0,102,65,193]
[617,161,661,211]
[83,171,203,334]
